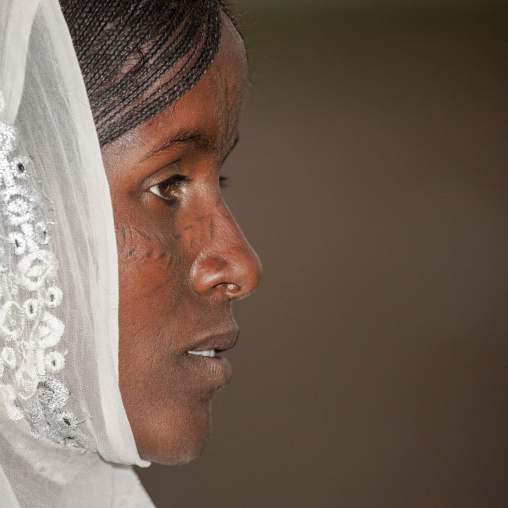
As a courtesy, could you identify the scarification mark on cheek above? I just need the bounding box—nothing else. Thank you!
[154,232,180,244]
[116,225,129,254]
[180,211,218,256]
[116,225,173,264]
[135,228,151,241]
[218,207,232,220]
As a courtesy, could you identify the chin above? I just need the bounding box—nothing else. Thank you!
[156,442,208,466]
[134,401,213,465]
[143,434,210,466]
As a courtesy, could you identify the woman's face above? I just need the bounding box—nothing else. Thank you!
[101,18,261,464]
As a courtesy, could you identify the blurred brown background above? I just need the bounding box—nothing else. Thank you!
[137,1,508,506]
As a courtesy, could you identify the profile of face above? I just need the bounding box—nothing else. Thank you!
[101,16,261,464]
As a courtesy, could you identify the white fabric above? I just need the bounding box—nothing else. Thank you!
[0,0,155,505]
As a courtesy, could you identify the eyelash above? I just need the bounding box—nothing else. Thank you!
[149,174,189,204]
[149,173,230,207]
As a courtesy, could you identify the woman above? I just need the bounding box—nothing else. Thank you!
[0,0,260,505]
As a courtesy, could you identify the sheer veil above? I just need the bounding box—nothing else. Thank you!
[0,0,154,505]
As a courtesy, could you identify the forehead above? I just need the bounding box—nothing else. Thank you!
[154,15,247,135]
[105,16,247,163]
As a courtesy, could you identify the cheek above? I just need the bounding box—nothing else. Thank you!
[115,224,183,330]
[116,223,174,263]
[113,208,223,463]
[114,220,201,377]
[114,199,214,263]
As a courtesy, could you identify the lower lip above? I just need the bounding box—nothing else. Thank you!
[186,353,233,386]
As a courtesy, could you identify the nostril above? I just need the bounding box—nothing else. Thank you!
[192,245,261,299]
[223,282,244,299]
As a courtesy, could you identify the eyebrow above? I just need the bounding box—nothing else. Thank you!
[142,128,214,162]
[141,128,239,164]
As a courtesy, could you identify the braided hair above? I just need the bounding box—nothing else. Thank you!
[59,0,238,146]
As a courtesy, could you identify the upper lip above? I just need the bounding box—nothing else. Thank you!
[186,325,239,354]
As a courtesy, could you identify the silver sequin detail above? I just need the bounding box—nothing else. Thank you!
[25,377,86,446]
[0,93,86,449]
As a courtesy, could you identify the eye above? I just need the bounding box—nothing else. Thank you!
[149,174,189,203]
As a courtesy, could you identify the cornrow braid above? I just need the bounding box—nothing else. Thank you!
[59,0,238,146]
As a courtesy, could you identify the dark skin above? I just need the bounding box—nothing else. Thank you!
[101,18,261,464]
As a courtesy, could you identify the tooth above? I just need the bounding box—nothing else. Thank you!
[188,349,216,357]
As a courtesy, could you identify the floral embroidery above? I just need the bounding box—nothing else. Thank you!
[0,90,85,448]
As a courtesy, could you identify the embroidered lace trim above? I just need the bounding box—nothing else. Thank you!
[0,91,86,448]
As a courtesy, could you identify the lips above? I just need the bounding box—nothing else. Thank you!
[185,326,239,357]
[184,326,239,385]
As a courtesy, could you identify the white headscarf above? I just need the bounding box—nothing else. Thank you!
[0,0,154,505]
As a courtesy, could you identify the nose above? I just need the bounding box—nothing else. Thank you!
[191,206,262,300]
